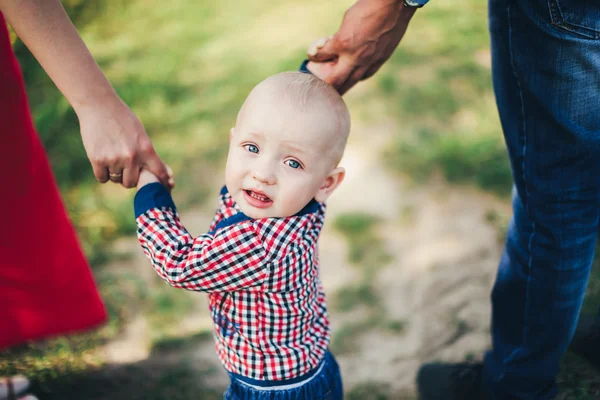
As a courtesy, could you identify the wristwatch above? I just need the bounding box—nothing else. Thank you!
[402,0,427,8]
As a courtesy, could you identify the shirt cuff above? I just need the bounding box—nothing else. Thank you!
[134,182,177,218]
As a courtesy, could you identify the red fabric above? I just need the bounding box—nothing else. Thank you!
[0,14,107,349]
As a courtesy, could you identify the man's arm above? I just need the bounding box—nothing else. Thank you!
[307,0,417,94]
[135,183,269,292]
[0,0,169,187]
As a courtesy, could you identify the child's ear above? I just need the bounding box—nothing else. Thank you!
[315,167,345,203]
[230,127,235,141]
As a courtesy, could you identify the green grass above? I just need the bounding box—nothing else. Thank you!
[333,213,392,266]
[385,128,513,197]
[386,319,408,334]
[0,270,220,399]
[330,212,406,355]
[425,134,505,194]
[151,331,213,352]
[484,209,510,243]
[557,353,600,400]
[346,382,393,400]
[333,282,380,313]
[6,0,600,397]
[145,283,199,343]
[333,213,380,235]
[4,0,355,396]
[25,356,224,400]
[15,0,353,266]
[367,0,511,198]
[580,243,600,317]
[330,315,382,355]
[0,269,147,383]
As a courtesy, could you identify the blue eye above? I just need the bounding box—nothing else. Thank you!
[244,144,259,154]
[285,159,302,169]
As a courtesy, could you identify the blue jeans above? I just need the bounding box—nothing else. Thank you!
[224,351,343,400]
[484,0,600,398]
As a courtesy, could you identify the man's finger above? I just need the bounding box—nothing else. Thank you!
[93,163,109,183]
[362,60,385,81]
[339,66,368,95]
[144,153,170,187]
[323,59,356,94]
[307,35,339,62]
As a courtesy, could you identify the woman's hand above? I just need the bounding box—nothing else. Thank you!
[0,0,169,189]
[77,97,169,189]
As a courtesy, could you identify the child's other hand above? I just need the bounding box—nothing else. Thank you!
[306,61,336,82]
[307,37,336,82]
[137,165,175,191]
[166,165,175,189]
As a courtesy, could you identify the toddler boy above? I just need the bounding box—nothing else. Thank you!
[134,71,350,399]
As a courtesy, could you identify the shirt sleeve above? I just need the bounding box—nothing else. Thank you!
[134,183,269,292]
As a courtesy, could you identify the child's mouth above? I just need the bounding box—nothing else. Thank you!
[243,190,273,208]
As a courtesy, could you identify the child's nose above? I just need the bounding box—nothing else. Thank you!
[252,167,276,185]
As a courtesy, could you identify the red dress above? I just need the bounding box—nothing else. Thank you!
[0,13,107,349]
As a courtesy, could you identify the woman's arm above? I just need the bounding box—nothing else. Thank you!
[0,0,169,188]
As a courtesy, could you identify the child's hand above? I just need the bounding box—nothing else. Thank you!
[306,61,336,82]
[137,169,159,191]
[137,166,175,191]
[307,37,336,82]
[166,165,175,189]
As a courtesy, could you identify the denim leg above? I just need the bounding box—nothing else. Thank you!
[484,0,600,398]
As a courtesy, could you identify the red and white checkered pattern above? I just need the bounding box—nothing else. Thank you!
[137,189,331,381]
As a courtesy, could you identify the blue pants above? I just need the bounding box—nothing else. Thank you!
[224,352,343,400]
[484,0,600,398]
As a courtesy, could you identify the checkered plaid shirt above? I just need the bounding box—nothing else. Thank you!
[134,183,331,381]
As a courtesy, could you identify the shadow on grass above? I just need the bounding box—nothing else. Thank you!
[25,332,223,400]
[558,353,600,400]
[557,242,600,399]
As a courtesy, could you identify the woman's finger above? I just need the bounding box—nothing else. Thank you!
[108,167,124,184]
[144,152,170,188]
[121,165,140,188]
[92,162,110,183]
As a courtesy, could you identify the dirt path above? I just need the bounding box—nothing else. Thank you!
[321,122,509,397]
[100,119,510,399]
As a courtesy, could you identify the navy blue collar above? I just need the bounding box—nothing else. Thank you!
[210,186,320,234]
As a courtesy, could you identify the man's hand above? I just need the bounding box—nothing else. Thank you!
[77,97,170,189]
[307,0,417,94]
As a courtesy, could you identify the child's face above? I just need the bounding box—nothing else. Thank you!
[225,97,342,219]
